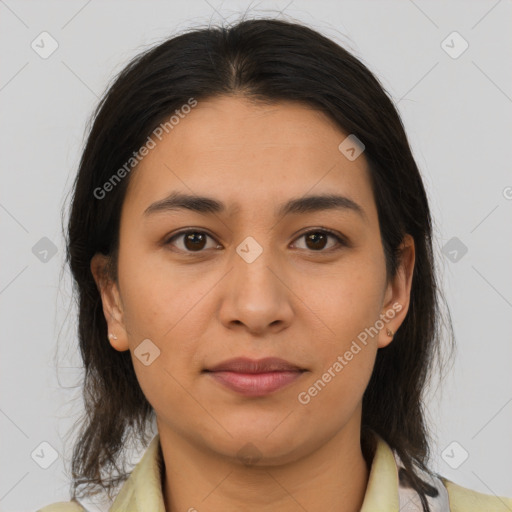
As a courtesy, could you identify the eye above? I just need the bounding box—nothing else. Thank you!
[291,229,347,252]
[164,228,347,254]
[164,230,221,253]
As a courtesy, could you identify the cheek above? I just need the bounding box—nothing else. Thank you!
[295,254,385,413]
[117,244,209,337]
[305,256,387,344]
[294,321,378,440]
[116,249,212,397]
[296,263,384,417]
[119,260,207,414]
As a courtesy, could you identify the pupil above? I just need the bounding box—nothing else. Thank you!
[182,232,328,251]
[185,232,206,251]
[306,232,326,250]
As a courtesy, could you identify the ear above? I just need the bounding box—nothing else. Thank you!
[378,234,415,349]
[90,253,130,352]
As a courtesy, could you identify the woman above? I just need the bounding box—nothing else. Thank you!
[39,17,512,512]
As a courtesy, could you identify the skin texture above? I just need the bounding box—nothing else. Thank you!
[91,95,415,512]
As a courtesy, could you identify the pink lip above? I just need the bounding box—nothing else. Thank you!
[203,357,307,397]
[205,356,304,373]
[207,370,304,396]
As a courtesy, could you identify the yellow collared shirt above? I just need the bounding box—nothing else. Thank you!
[38,433,512,511]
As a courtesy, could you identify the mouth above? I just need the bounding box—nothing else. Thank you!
[202,357,307,397]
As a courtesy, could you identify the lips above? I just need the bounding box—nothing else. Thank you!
[204,356,304,373]
[203,357,306,397]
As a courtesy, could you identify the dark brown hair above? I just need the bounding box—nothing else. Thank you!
[63,16,455,512]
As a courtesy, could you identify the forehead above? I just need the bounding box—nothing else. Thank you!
[122,95,376,222]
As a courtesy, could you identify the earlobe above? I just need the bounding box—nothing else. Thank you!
[378,234,415,349]
[90,253,130,352]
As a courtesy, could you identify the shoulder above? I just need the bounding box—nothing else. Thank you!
[37,501,86,512]
[442,477,512,511]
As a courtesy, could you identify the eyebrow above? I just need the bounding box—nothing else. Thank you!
[143,191,367,221]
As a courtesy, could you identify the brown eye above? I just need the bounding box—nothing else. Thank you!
[165,228,346,254]
[165,230,220,252]
[305,232,328,250]
[292,229,346,252]
[183,232,207,251]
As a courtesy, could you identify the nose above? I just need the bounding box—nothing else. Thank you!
[217,243,294,336]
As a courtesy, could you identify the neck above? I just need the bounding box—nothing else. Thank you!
[158,413,371,512]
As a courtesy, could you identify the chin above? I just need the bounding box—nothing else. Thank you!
[205,424,310,465]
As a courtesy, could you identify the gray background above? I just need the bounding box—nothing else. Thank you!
[1,1,511,511]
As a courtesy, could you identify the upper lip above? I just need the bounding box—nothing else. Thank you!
[204,357,304,373]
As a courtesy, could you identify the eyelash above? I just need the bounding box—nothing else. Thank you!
[163,228,348,254]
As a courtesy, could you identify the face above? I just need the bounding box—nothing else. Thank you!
[92,95,414,465]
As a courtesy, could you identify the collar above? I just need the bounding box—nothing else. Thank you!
[108,431,438,512]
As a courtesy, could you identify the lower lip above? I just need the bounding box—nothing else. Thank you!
[206,370,304,397]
